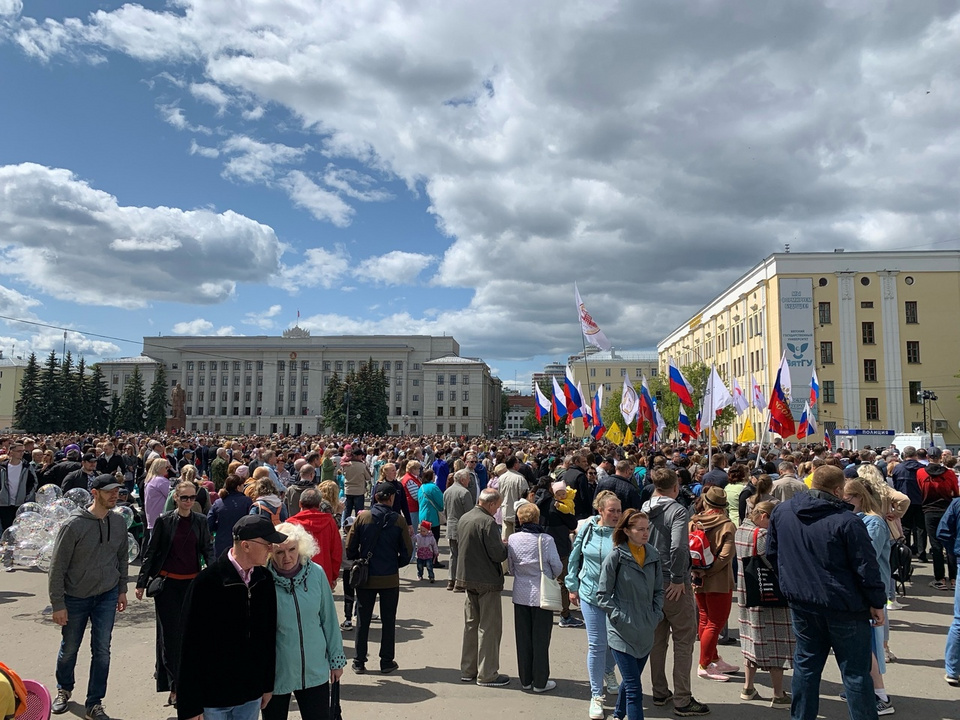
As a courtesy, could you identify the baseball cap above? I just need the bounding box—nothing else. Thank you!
[232,515,288,543]
[91,474,122,491]
[373,481,398,497]
[82,453,97,463]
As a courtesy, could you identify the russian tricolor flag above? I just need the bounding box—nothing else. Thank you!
[564,366,584,418]
[668,357,695,408]
[552,376,567,422]
[797,401,817,439]
[809,368,820,407]
[534,384,551,423]
[768,352,796,437]
[678,409,694,440]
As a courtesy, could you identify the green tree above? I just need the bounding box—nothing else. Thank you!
[108,392,121,433]
[73,356,88,431]
[322,372,346,433]
[37,351,61,433]
[58,351,81,431]
[14,353,42,431]
[85,364,111,431]
[117,365,147,431]
[145,364,169,432]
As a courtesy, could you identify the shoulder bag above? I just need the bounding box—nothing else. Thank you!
[424,493,446,525]
[538,535,563,612]
[742,527,787,608]
[348,512,392,590]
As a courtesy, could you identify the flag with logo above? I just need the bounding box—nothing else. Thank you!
[620,375,639,428]
[606,422,623,445]
[700,365,733,430]
[751,375,765,413]
[575,283,612,351]
[732,377,750,416]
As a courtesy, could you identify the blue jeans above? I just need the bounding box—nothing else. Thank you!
[417,557,435,579]
[56,587,119,708]
[581,599,615,697]
[791,607,877,720]
[946,563,960,677]
[203,697,261,720]
[611,649,648,720]
[341,494,364,527]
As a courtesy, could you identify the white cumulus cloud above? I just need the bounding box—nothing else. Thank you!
[355,251,434,286]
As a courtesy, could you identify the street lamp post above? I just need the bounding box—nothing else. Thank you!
[344,390,351,437]
[920,389,938,437]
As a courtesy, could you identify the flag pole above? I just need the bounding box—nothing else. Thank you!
[579,331,593,442]
[755,408,770,469]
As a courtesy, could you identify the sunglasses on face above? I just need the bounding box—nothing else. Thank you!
[178,495,197,501]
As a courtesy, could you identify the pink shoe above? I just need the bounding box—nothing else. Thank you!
[698,663,730,682]
[713,659,740,674]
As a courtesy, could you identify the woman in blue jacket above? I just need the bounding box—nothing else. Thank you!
[566,490,622,720]
[265,522,346,720]
[596,508,664,720]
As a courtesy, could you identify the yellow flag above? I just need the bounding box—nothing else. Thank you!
[737,419,756,443]
[606,422,623,445]
[622,427,634,446]
[709,428,721,446]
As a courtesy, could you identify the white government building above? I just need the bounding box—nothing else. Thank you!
[98,329,503,437]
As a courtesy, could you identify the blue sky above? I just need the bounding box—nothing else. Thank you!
[0,1,958,391]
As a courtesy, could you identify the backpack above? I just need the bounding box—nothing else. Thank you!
[254,499,282,526]
[890,538,913,596]
[689,522,715,570]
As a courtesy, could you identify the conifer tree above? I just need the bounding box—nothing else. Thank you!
[145,364,169,431]
[86,364,111,432]
[117,365,147,431]
[59,351,81,431]
[14,352,41,431]
[37,351,60,433]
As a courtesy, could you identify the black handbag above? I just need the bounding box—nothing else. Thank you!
[743,527,787,608]
[348,512,392,589]
[145,575,165,598]
[330,679,343,720]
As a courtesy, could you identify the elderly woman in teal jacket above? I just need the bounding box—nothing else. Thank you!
[266,522,347,720]
[596,508,664,720]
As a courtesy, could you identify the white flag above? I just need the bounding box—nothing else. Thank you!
[776,351,792,402]
[751,375,765,413]
[732,377,750,416]
[575,283,612,351]
[620,374,638,428]
[700,365,733,429]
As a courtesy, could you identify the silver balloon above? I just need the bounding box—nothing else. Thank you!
[126,533,139,563]
[65,488,92,507]
[112,505,135,530]
[36,540,54,572]
[36,484,63,506]
[0,526,15,569]
[42,503,72,524]
[16,502,43,517]
[14,511,43,531]
[13,538,42,567]
[52,497,77,513]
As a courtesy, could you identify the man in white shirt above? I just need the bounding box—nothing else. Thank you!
[0,443,38,530]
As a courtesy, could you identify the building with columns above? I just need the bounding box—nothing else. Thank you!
[658,250,960,446]
[99,331,503,437]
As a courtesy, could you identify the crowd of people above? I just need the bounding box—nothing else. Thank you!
[1,430,959,720]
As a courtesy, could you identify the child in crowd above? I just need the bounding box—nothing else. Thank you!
[415,520,440,582]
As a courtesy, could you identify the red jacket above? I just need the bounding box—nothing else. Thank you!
[287,508,342,588]
[918,464,959,512]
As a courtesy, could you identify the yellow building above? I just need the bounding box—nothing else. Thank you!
[658,250,960,447]
[0,355,28,431]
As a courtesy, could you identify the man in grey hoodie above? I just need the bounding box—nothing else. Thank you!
[48,474,129,720]
[642,468,709,717]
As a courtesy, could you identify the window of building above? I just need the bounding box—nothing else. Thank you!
[244,406,251,415]
[278,360,286,371]
[198,361,206,371]
[865,397,880,421]
[279,376,284,386]
[245,361,252,370]
[302,407,309,416]
[233,376,240,386]
[277,406,283,415]
[862,322,875,345]
[860,301,874,309]
[820,342,834,365]
[233,392,240,401]
[462,391,469,401]
[412,379,419,386]
[437,424,444,433]
[245,391,251,401]
[620,368,627,377]
[448,423,456,433]
[124,373,131,383]
[651,368,658,377]
[278,392,285,401]
[905,301,918,324]
[437,391,444,401]
[395,391,402,401]
[605,383,611,391]
[323,361,331,371]
[590,368,596,377]
[301,360,309,370]
[462,406,469,416]
[335,361,343,371]
[257,361,264,371]
[817,302,831,325]
[412,363,420,370]
[198,391,205,401]
[437,407,444,416]
[906,341,920,364]
[396,361,403,371]
[112,374,119,384]
[449,407,456,416]
[462,374,469,385]
[245,375,252,386]
[412,394,419,402]
[864,359,877,382]
[220,406,227,415]
[450,390,457,402]
[257,375,263,386]
[437,373,445,385]
[822,380,835,404]
[186,407,192,415]
[347,361,355,371]
[256,392,263,402]
[186,361,194,370]
[221,376,228,386]
[590,383,596,392]
[199,376,205,386]
[301,376,308,386]
[300,391,307,402]
[909,381,922,404]
[605,368,611,377]
[450,374,457,385]
[461,423,469,434]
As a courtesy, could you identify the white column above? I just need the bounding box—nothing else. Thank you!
[878,271,904,431]
[837,272,861,427]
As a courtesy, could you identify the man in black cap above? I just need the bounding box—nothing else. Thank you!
[345,481,412,675]
[62,454,99,493]
[176,515,285,720]
[49,474,128,720]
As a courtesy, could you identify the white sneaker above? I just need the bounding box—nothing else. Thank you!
[887,599,905,610]
[533,680,557,693]
[589,695,605,719]
[604,671,618,694]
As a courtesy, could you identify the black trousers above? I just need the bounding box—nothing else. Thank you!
[0,505,16,531]
[155,578,192,692]
[925,510,957,582]
[356,586,399,666]
[341,568,355,620]
[904,504,927,557]
[261,683,330,720]
[514,603,553,690]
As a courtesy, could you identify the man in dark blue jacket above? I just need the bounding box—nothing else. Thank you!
[891,446,927,561]
[767,465,886,720]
